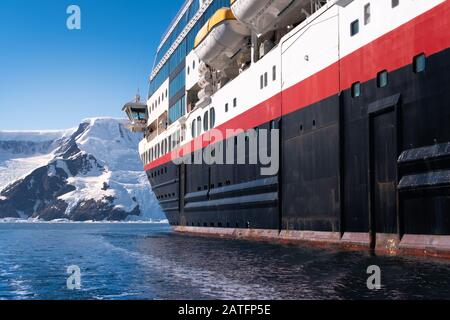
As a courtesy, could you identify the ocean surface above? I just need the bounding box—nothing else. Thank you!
[0,222,450,300]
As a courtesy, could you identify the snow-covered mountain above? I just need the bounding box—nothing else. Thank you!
[0,118,164,221]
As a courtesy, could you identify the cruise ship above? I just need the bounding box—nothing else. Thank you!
[123,0,450,257]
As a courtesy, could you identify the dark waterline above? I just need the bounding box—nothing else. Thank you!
[0,222,449,300]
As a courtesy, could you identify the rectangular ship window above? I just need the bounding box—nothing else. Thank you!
[264,72,268,87]
[351,82,361,98]
[377,70,389,88]
[273,66,276,81]
[350,20,359,36]
[364,3,371,25]
[413,54,426,73]
[260,75,264,89]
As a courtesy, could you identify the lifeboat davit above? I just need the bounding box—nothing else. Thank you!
[231,0,309,36]
[194,8,250,71]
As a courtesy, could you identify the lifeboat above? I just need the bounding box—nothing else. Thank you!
[194,8,250,71]
[231,0,309,36]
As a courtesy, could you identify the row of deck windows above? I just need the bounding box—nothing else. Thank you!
[157,193,176,200]
[351,54,426,98]
[224,98,237,113]
[191,108,216,138]
[151,167,167,179]
[196,180,231,192]
[351,1,401,37]
[141,130,185,165]
[150,89,168,114]
[260,66,277,89]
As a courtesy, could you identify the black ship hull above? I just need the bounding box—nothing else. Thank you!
[145,3,450,257]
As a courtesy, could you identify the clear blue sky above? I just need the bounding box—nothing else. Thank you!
[0,0,184,130]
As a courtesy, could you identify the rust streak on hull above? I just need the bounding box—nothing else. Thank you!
[174,227,450,259]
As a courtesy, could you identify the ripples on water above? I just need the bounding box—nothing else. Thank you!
[0,222,449,300]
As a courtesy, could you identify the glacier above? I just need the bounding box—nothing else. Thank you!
[0,118,164,222]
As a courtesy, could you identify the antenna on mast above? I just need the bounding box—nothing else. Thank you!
[135,88,141,103]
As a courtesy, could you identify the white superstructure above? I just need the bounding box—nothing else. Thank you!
[122,0,445,168]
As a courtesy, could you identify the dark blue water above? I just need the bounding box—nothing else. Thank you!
[0,223,450,300]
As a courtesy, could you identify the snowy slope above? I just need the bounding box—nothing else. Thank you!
[0,153,55,191]
[0,130,73,191]
[0,118,164,221]
[0,130,74,143]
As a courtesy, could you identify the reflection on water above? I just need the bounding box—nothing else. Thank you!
[0,222,449,300]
